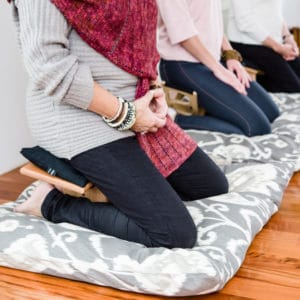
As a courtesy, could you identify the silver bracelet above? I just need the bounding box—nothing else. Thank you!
[116,101,136,131]
[102,97,124,123]
[102,97,136,131]
[106,101,129,128]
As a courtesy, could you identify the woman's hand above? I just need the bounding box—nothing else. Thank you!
[264,36,298,61]
[226,59,251,89]
[149,88,169,118]
[277,44,298,61]
[283,35,299,57]
[131,90,168,133]
[213,63,247,95]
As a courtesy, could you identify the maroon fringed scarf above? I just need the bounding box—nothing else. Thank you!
[13,0,197,177]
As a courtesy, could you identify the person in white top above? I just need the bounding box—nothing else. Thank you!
[227,0,300,92]
[157,0,279,136]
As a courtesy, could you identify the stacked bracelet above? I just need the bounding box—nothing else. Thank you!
[102,97,124,123]
[102,97,136,131]
[221,49,243,62]
[116,101,136,131]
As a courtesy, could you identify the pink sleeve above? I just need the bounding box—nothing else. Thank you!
[156,0,198,45]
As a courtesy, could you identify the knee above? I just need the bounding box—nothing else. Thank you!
[246,119,272,137]
[172,220,197,249]
[269,108,280,122]
[159,217,197,249]
[214,171,229,196]
[204,164,229,198]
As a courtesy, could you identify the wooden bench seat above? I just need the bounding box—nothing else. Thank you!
[163,85,205,116]
[20,163,108,202]
[244,66,263,81]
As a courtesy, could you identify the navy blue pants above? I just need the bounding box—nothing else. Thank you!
[42,137,228,248]
[231,42,300,93]
[160,59,280,136]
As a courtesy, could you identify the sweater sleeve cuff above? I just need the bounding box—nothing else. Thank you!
[63,64,94,110]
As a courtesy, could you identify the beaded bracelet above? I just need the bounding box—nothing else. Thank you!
[221,49,243,62]
[116,101,136,131]
[102,97,136,131]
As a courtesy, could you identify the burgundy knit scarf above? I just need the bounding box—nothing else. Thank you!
[51,0,159,99]
[11,0,197,176]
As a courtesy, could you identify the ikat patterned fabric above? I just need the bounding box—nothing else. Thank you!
[0,93,299,296]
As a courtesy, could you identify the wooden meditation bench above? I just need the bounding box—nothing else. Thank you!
[244,66,263,81]
[163,85,205,116]
[20,162,108,203]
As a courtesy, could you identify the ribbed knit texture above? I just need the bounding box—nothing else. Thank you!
[13,0,134,158]
[15,0,197,176]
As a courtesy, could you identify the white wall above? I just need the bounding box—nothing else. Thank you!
[0,2,33,175]
[283,0,300,27]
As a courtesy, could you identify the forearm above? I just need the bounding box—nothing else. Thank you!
[88,82,120,119]
[180,36,222,72]
[263,35,297,60]
[263,36,283,53]
[263,22,289,52]
[181,34,246,94]
[281,22,298,53]
[221,36,233,51]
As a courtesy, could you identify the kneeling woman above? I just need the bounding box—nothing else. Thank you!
[157,0,280,136]
[10,0,228,249]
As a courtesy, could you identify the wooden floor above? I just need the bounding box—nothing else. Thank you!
[0,168,299,300]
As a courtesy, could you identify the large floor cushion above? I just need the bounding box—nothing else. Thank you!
[0,93,300,296]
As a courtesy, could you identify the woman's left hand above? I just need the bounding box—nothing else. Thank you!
[284,35,299,56]
[149,88,168,119]
[226,59,252,89]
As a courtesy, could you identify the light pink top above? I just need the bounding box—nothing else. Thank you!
[157,0,224,62]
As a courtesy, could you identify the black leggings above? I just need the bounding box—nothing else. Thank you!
[231,42,300,93]
[42,137,228,248]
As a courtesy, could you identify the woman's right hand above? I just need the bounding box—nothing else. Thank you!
[131,90,167,133]
[278,44,298,61]
[284,35,299,56]
[213,64,247,95]
[264,37,297,61]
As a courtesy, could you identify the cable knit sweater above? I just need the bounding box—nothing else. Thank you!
[13,0,136,159]
[13,0,197,177]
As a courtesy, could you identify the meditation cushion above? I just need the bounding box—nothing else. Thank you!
[0,93,299,296]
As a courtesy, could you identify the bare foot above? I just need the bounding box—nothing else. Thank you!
[14,181,54,217]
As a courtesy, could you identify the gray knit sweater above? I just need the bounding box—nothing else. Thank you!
[13,0,136,159]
